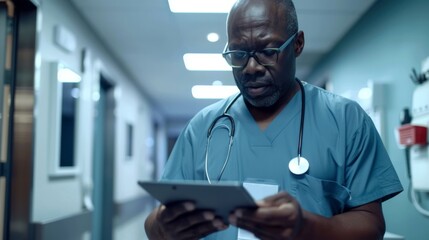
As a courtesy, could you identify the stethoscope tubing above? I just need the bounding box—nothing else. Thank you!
[205,78,305,182]
[296,79,305,159]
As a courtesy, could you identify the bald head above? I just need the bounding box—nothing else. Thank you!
[227,0,298,37]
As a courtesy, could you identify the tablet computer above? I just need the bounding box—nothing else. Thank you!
[138,180,257,223]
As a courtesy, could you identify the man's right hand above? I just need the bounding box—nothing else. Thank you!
[145,201,228,240]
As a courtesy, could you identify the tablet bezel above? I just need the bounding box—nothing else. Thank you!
[138,180,257,223]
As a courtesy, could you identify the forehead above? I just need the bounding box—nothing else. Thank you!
[227,0,287,40]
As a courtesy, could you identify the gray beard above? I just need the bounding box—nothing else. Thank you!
[246,90,280,108]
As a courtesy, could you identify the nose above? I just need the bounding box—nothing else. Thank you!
[242,55,265,75]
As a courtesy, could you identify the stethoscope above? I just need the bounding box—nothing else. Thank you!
[204,78,309,184]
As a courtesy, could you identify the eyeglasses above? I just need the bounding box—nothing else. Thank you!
[222,33,297,68]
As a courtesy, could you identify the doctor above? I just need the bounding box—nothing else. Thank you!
[145,0,403,239]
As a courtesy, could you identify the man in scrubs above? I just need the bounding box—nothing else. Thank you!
[145,0,403,239]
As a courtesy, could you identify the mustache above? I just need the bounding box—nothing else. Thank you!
[237,76,272,87]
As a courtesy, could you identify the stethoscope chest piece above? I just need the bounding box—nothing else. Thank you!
[288,156,309,175]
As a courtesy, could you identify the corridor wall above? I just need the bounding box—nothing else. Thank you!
[306,0,429,239]
[32,0,155,239]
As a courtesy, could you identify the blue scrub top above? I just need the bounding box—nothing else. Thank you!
[162,82,403,239]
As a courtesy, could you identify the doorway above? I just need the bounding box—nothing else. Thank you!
[0,0,37,239]
[92,74,115,240]
[0,3,8,238]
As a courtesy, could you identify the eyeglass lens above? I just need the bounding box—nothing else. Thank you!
[226,49,279,67]
[224,33,297,68]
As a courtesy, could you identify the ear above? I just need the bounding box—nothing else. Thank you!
[294,31,305,57]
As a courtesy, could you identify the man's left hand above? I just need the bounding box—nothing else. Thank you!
[229,191,304,240]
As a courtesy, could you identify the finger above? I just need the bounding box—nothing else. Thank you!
[251,226,295,240]
[233,203,297,227]
[257,202,297,220]
[257,192,294,207]
[164,210,216,233]
[175,218,228,240]
[242,204,304,239]
[232,215,295,240]
[158,201,196,223]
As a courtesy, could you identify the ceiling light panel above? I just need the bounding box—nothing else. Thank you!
[192,85,239,99]
[57,66,81,83]
[168,0,236,13]
[183,53,231,71]
[207,32,220,42]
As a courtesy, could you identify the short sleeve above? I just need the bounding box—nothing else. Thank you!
[345,113,403,208]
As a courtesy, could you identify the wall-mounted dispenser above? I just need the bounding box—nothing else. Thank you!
[396,56,429,217]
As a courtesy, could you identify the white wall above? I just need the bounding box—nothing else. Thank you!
[114,81,154,202]
[32,1,155,238]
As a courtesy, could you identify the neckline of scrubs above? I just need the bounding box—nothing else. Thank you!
[232,85,305,146]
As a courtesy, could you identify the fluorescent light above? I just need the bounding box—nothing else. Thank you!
[168,0,236,13]
[207,32,219,42]
[358,87,372,100]
[192,85,239,99]
[57,66,81,83]
[183,53,231,71]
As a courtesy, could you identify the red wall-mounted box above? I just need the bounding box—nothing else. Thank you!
[398,124,428,146]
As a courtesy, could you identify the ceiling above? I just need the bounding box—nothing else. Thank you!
[69,0,377,123]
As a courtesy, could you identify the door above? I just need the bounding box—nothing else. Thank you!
[92,75,115,240]
[0,3,9,238]
[0,0,37,239]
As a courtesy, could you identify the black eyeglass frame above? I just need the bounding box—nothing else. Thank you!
[222,32,298,68]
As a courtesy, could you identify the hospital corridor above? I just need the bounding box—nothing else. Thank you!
[0,0,429,239]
